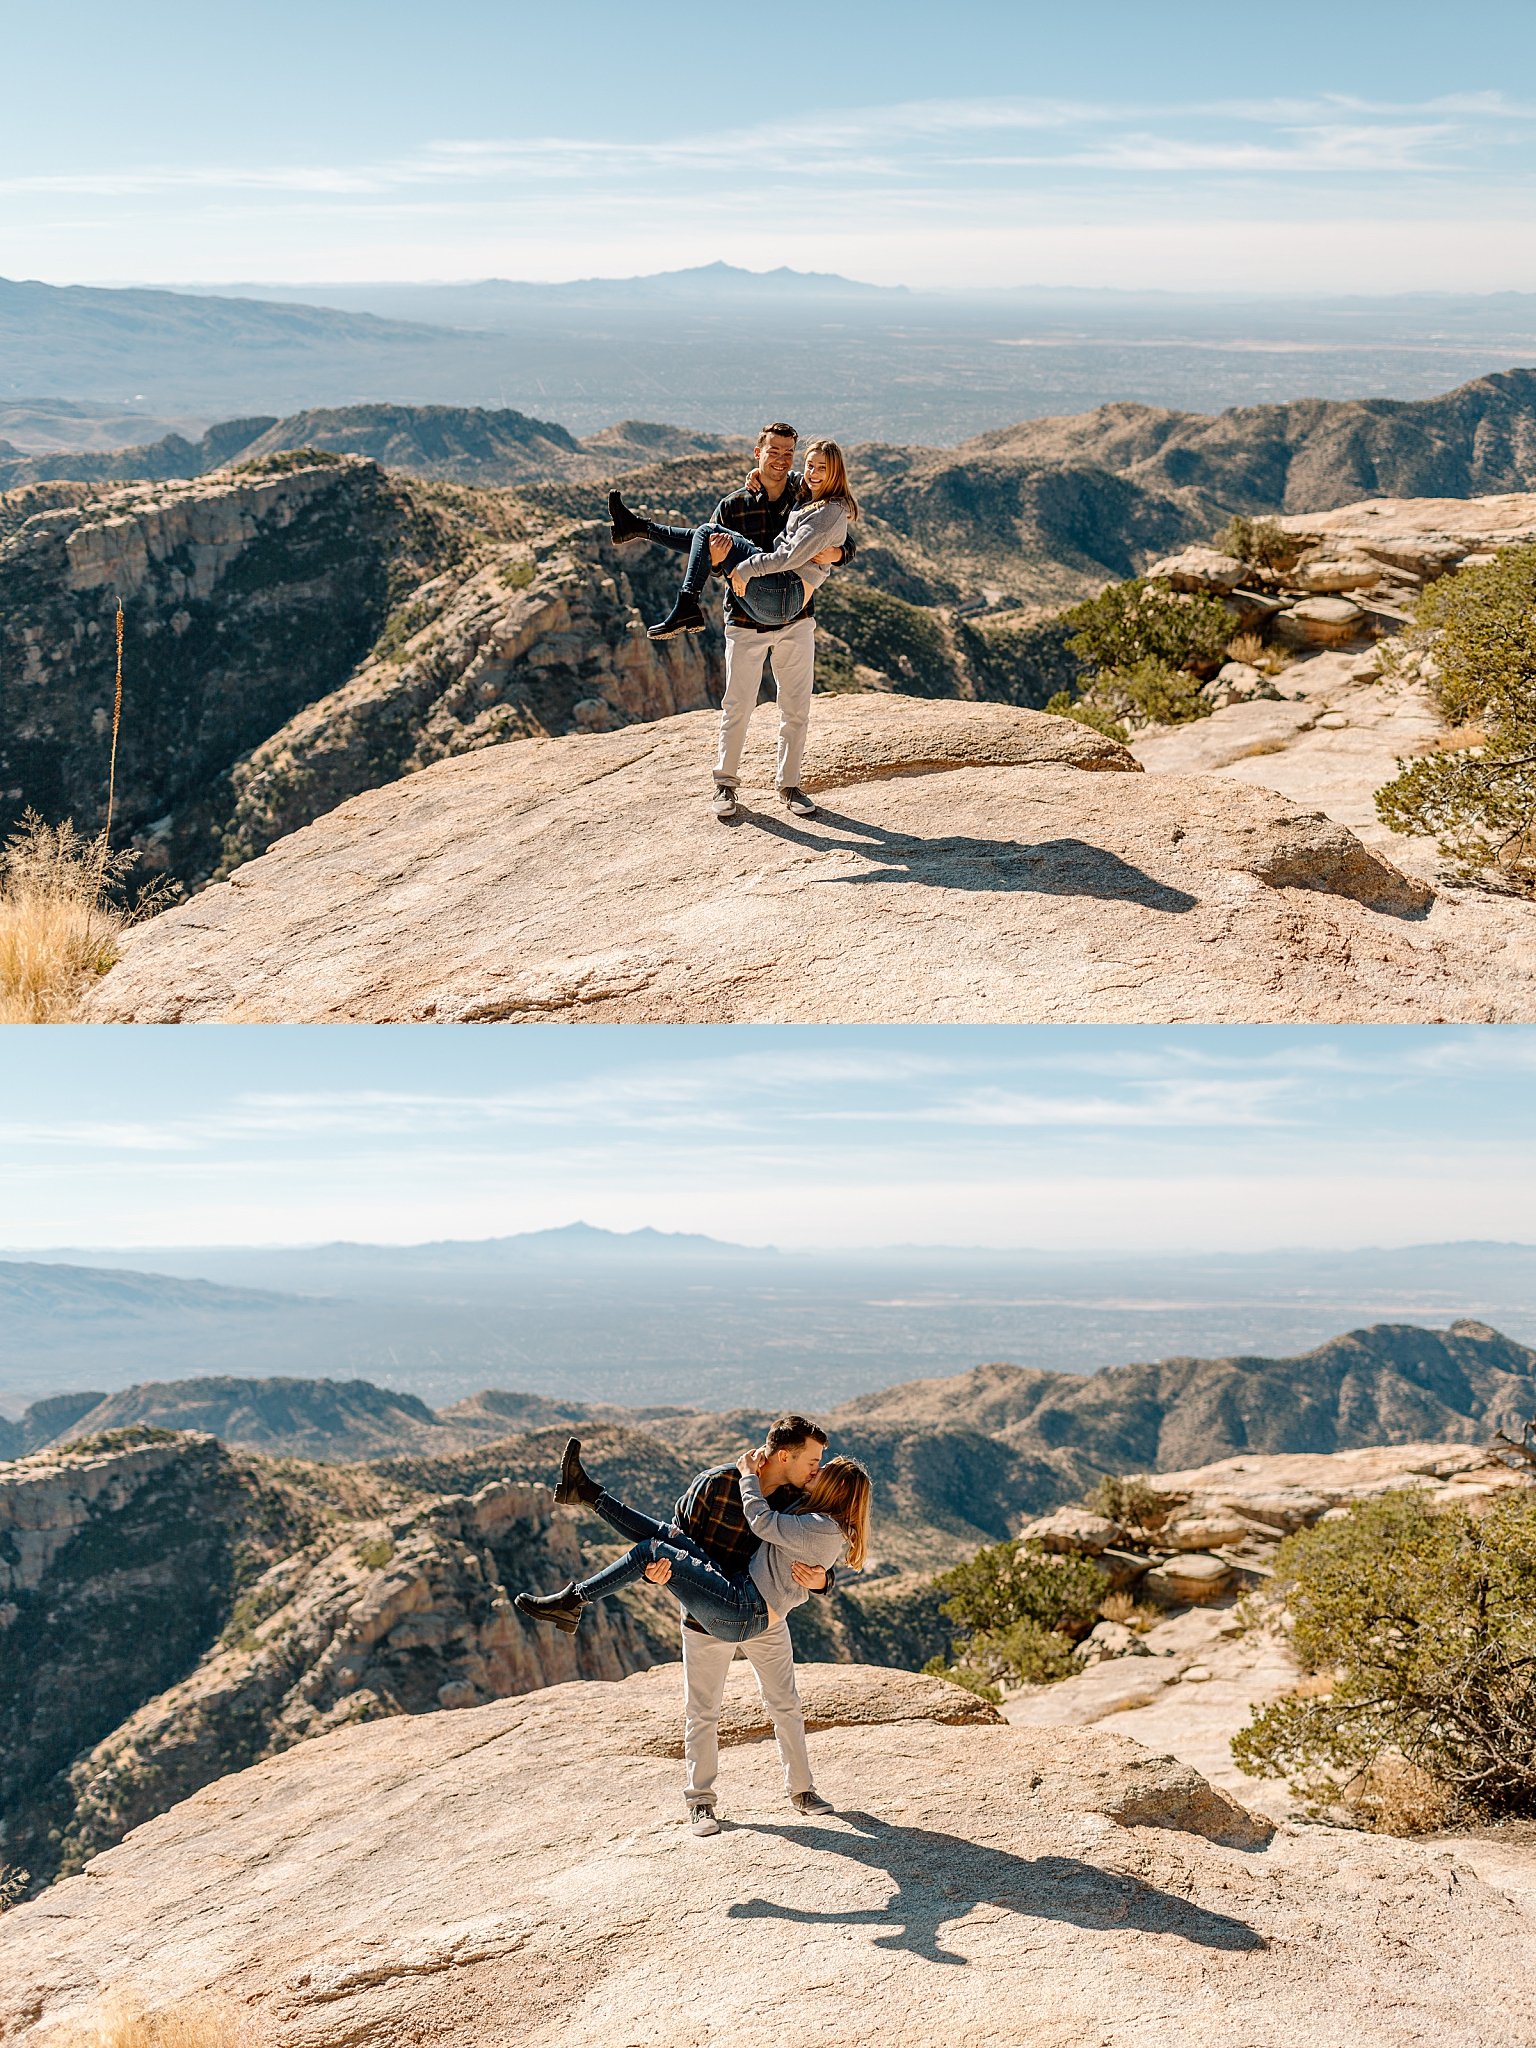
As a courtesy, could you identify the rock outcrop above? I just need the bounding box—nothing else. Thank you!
[3,1662,1533,2047]
[87,692,1536,1028]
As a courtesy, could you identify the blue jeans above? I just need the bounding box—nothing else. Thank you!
[647,517,810,629]
[576,1491,770,1643]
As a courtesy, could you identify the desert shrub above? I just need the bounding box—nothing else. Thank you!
[1231,1488,1536,1827]
[1047,577,1231,736]
[1063,578,1233,679]
[1089,1475,1181,1540]
[1374,545,1536,884]
[923,1537,1105,1689]
[0,1863,28,1910]
[0,813,176,1023]
[1046,656,1210,741]
[1213,514,1302,574]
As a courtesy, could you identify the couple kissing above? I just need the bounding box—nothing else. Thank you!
[515,1415,870,1837]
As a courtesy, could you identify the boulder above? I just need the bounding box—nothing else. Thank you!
[1223,1490,1331,1535]
[1141,1553,1234,1605]
[1094,1547,1157,1591]
[1357,535,1467,580]
[1073,1619,1146,1664]
[1020,1508,1122,1555]
[1145,546,1250,594]
[1292,557,1383,594]
[1273,596,1368,647]
[1162,1514,1254,1552]
[1223,588,1287,631]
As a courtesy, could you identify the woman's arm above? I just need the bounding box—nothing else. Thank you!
[733,503,848,582]
[738,1466,844,1564]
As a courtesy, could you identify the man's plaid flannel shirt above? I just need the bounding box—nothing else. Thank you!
[672,1463,835,1633]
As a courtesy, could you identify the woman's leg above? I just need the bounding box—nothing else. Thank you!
[649,526,755,640]
[586,1489,679,1546]
[609,491,692,553]
[574,1530,767,1640]
[680,524,752,598]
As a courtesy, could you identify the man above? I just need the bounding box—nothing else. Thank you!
[573,1413,836,1835]
[703,422,853,824]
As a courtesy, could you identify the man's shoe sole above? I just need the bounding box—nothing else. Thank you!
[610,528,647,547]
[648,621,708,639]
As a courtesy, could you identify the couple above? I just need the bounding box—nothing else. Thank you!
[607,421,860,823]
[515,1415,870,1837]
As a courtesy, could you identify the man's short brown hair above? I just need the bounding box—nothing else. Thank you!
[755,421,798,450]
[765,1413,828,1452]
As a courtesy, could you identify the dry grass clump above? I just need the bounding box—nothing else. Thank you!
[0,813,174,1022]
[43,1993,254,2048]
[0,1862,29,1910]
[1343,1754,1454,1837]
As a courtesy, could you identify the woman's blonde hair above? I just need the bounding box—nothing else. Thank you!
[795,1454,871,1571]
[800,439,859,520]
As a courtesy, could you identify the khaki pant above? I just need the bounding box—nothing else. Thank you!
[680,1619,812,1808]
[713,617,816,790]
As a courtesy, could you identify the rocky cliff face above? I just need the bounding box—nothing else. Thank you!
[0,1431,669,1888]
[214,520,718,875]
[0,457,408,881]
[0,455,718,887]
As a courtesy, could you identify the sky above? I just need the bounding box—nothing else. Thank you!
[4,1,1536,291]
[1,1024,1533,1254]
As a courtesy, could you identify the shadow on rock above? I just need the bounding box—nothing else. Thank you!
[741,808,1198,912]
[728,1812,1267,1966]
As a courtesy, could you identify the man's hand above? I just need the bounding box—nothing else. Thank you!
[643,1558,673,1585]
[738,1447,768,1477]
[790,1560,829,1590]
[729,570,749,597]
[708,533,733,568]
[811,546,841,567]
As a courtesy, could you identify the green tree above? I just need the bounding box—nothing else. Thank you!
[1047,577,1233,738]
[1374,544,1536,884]
[1213,514,1303,574]
[924,1537,1105,1691]
[1232,1489,1536,1823]
[1063,579,1233,679]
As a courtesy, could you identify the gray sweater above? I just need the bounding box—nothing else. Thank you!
[739,1468,848,1616]
[734,499,849,596]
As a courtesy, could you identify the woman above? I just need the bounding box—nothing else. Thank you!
[608,439,860,642]
[514,1442,870,1641]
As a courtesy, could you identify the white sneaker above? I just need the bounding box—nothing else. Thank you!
[712,783,738,820]
[791,1788,834,1816]
[688,1801,721,1836]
